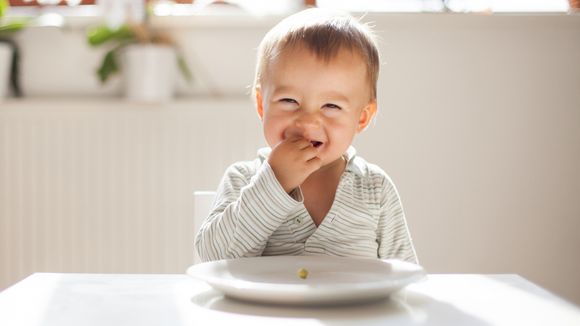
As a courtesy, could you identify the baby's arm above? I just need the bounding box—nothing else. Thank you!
[195,162,302,262]
[377,175,419,264]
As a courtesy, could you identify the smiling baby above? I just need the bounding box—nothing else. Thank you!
[195,8,417,264]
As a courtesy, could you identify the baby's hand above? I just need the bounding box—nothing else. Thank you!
[268,137,322,193]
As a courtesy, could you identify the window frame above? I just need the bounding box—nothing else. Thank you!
[9,0,97,6]
[8,0,316,6]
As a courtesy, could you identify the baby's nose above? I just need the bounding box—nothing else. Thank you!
[295,112,321,129]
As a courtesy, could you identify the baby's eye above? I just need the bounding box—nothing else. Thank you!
[280,98,299,105]
[323,103,342,110]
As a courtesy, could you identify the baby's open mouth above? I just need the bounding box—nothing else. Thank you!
[311,141,323,148]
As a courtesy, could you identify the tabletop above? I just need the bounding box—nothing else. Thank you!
[0,273,579,326]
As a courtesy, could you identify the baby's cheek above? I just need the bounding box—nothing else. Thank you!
[262,123,285,146]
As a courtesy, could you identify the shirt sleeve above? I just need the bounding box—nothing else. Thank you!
[377,176,419,264]
[195,161,302,262]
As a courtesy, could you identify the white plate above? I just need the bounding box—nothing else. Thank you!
[186,256,426,305]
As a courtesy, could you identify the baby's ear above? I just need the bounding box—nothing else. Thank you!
[255,86,264,120]
[358,100,377,132]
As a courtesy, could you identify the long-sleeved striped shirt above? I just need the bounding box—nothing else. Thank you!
[195,146,418,264]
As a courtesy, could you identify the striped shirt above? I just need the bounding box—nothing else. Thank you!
[195,146,418,264]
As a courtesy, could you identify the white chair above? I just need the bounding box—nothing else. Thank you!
[193,191,216,264]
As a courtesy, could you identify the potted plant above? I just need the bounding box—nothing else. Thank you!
[87,1,191,103]
[0,0,27,101]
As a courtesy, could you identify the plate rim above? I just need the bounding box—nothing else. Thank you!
[186,256,426,303]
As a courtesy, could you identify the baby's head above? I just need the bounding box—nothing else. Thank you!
[254,8,381,167]
[254,8,380,101]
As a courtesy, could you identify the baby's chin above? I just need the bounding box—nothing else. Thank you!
[316,155,347,172]
[318,149,348,165]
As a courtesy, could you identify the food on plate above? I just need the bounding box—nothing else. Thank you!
[297,267,309,279]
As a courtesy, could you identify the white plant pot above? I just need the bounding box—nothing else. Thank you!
[123,44,177,103]
[0,43,12,102]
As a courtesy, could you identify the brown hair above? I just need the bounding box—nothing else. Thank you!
[254,8,380,100]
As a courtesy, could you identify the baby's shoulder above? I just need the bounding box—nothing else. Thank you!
[349,156,396,190]
[350,156,389,179]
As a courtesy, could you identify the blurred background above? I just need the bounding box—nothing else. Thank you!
[1,0,579,306]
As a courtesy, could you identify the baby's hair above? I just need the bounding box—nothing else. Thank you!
[253,8,380,101]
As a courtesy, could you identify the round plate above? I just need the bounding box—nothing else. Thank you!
[186,256,426,305]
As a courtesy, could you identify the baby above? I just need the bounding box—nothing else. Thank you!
[195,8,417,264]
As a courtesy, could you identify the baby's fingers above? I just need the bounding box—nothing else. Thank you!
[299,144,320,161]
[305,156,323,173]
[292,138,314,150]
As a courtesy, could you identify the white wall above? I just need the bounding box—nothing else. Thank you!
[1,13,579,305]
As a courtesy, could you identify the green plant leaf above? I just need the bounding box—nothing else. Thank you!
[177,55,193,83]
[87,25,134,47]
[97,49,120,83]
[0,21,27,34]
[0,0,8,19]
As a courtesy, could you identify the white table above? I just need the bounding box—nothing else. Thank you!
[0,273,578,325]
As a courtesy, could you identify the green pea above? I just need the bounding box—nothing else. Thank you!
[297,268,308,280]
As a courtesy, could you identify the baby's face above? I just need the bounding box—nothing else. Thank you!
[257,45,376,168]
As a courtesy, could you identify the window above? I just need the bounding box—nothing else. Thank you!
[7,0,572,13]
[317,0,570,12]
[7,0,192,5]
[443,0,570,13]
[317,0,444,12]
